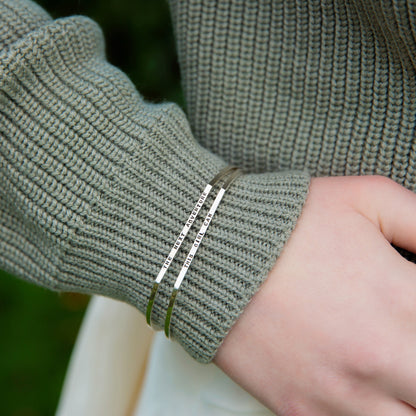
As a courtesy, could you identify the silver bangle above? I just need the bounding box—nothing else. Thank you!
[146,165,239,326]
[164,167,243,338]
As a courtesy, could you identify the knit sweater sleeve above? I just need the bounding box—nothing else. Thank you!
[0,0,310,362]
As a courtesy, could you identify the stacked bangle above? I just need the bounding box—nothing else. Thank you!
[164,167,242,337]
[146,165,243,339]
[146,165,238,325]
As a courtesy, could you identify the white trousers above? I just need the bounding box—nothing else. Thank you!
[56,296,272,416]
[134,332,272,416]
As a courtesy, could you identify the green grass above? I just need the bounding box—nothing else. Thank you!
[1,0,181,413]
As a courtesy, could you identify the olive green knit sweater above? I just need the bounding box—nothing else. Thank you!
[1,0,415,363]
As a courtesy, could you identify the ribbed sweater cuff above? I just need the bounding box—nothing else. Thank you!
[74,111,311,362]
[0,9,311,362]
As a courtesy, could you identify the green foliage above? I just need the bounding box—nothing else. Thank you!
[0,271,88,416]
[0,1,181,414]
[40,0,183,107]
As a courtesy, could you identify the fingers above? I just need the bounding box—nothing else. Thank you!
[368,180,416,410]
[322,392,416,416]
[344,393,416,416]
[373,399,416,416]
[376,332,416,410]
[376,325,416,409]
[354,176,416,254]
[387,367,416,410]
[365,260,416,410]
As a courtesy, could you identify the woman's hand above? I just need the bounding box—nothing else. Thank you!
[215,175,416,415]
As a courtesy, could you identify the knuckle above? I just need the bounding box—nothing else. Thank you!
[373,271,415,321]
[387,278,416,321]
[346,338,392,381]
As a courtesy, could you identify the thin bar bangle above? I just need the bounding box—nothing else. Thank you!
[164,168,243,338]
[146,165,238,326]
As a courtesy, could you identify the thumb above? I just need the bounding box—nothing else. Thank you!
[353,176,416,255]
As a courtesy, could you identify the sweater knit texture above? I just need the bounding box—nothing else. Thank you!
[1,0,416,362]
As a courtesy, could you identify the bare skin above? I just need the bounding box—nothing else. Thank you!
[215,175,416,415]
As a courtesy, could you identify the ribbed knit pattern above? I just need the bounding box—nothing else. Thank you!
[170,0,416,189]
[0,0,310,362]
[1,0,416,361]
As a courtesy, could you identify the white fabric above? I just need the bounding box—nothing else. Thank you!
[133,332,273,416]
[57,296,273,415]
[56,296,153,416]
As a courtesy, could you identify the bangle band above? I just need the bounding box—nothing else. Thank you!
[146,165,239,326]
[164,167,243,338]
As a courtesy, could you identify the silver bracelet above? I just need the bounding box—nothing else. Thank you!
[164,167,243,338]
[146,165,239,326]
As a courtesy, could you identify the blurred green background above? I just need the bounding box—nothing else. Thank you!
[0,1,182,414]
